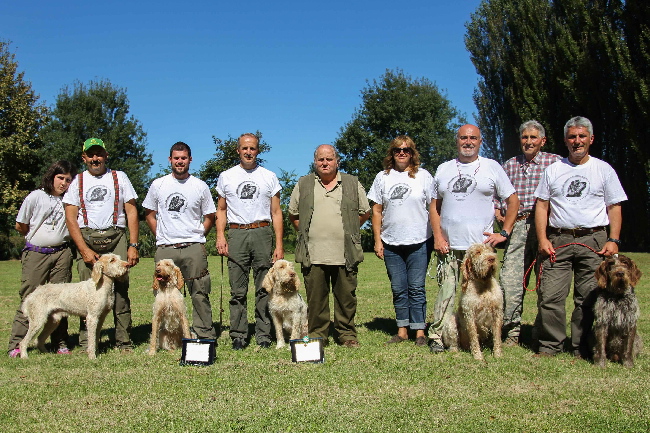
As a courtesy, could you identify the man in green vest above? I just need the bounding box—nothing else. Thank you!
[289,144,370,347]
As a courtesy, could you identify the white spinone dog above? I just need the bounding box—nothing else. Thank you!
[149,259,191,354]
[262,260,308,349]
[20,254,129,359]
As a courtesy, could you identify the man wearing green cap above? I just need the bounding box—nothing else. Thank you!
[63,138,140,354]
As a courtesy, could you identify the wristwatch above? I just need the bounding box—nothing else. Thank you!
[607,238,621,246]
[499,230,511,239]
[128,243,140,250]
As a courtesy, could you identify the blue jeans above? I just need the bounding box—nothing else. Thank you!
[383,238,432,330]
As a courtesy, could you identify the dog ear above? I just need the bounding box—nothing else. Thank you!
[174,266,185,291]
[461,254,472,282]
[91,258,104,285]
[262,267,275,293]
[623,256,642,286]
[595,260,609,289]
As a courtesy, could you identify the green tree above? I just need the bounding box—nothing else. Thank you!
[465,0,650,250]
[40,79,152,199]
[0,41,49,234]
[278,169,298,252]
[335,69,464,190]
[465,0,554,160]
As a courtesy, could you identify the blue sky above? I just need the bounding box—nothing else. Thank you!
[3,0,482,178]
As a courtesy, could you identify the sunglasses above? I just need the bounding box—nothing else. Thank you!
[392,147,413,155]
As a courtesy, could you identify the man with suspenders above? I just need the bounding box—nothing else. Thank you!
[64,138,140,352]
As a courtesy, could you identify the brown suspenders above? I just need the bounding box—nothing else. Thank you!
[78,169,120,227]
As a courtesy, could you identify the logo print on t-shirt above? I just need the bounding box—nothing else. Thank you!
[388,183,412,204]
[86,186,109,203]
[562,176,589,201]
[166,193,188,218]
[237,181,259,204]
[45,209,64,228]
[447,175,476,199]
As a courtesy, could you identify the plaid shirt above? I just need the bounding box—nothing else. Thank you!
[496,151,561,214]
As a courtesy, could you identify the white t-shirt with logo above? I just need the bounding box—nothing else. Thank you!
[17,189,70,247]
[63,169,137,229]
[215,165,281,224]
[534,157,627,229]
[367,168,433,245]
[433,157,516,250]
[143,174,216,245]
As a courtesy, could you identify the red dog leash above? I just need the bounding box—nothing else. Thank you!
[523,242,601,292]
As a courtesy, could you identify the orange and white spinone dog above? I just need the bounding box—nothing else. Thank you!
[149,259,191,354]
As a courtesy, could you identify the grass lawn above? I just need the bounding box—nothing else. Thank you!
[1,252,649,432]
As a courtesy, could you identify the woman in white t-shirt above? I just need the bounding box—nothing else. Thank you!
[368,136,434,346]
[8,161,75,358]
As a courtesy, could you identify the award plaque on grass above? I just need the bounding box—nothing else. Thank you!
[290,337,324,363]
[180,338,216,366]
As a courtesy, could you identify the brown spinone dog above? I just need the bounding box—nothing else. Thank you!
[592,254,643,368]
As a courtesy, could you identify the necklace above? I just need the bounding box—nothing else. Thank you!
[456,157,480,178]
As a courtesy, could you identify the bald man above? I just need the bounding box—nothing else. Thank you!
[427,124,519,352]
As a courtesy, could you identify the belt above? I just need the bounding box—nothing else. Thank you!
[160,242,198,249]
[515,211,533,222]
[548,226,606,237]
[23,241,69,254]
[229,221,270,230]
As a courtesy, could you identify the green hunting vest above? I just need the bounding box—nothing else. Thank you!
[294,172,364,271]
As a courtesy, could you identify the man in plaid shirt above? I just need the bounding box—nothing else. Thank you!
[496,120,561,346]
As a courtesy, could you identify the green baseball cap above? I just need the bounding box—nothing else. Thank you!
[82,138,106,153]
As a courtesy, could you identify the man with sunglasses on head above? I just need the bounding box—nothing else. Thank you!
[427,124,519,353]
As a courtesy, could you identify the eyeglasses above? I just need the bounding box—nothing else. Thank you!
[392,147,413,155]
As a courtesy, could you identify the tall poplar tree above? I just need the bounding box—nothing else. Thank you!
[466,0,650,250]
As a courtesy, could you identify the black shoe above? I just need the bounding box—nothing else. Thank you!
[428,339,445,353]
[258,341,271,349]
[232,338,247,350]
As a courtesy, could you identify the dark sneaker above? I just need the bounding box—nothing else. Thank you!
[428,339,445,353]
[415,336,427,347]
[232,338,247,350]
[258,341,271,349]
